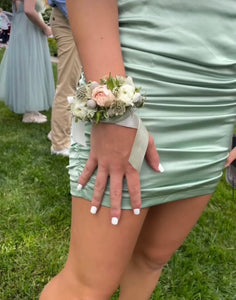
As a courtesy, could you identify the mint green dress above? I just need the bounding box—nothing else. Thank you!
[0,0,55,113]
[68,0,236,209]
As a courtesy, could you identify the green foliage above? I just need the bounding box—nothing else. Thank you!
[106,75,116,91]
[0,0,12,12]
[48,37,58,57]
[0,1,51,19]
[42,7,52,25]
[0,48,235,299]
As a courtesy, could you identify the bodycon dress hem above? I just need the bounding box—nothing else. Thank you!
[70,185,216,210]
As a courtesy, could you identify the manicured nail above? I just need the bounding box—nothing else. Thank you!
[90,206,97,215]
[111,217,119,226]
[158,163,164,173]
[133,208,140,215]
[76,184,83,191]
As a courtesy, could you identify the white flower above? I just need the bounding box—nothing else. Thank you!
[117,84,135,106]
[71,101,87,119]
[133,92,142,103]
[124,76,135,87]
[71,100,95,121]
[67,96,74,104]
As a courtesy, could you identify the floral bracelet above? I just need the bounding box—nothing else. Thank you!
[69,74,149,171]
[69,74,145,124]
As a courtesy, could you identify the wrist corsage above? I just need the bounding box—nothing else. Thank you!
[69,74,145,124]
[69,74,149,171]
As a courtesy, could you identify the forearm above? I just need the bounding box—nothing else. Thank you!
[67,0,126,81]
[24,0,48,33]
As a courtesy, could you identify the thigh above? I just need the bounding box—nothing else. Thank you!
[134,194,211,262]
[65,197,149,293]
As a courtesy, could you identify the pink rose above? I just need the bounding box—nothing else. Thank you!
[92,85,115,107]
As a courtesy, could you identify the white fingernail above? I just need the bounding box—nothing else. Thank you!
[76,184,83,191]
[111,217,119,226]
[158,163,164,173]
[133,208,140,215]
[90,206,97,214]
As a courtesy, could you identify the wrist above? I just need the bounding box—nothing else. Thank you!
[42,24,49,35]
[70,74,149,171]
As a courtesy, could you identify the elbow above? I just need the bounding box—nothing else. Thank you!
[24,7,34,18]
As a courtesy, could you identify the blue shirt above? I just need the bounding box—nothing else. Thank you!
[48,0,68,19]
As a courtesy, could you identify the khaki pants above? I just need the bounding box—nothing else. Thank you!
[50,8,81,151]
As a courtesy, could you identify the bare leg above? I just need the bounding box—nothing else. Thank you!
[119,194,212,300]
[40,197,149,300]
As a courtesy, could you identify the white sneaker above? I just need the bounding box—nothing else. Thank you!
[22,112,47,123]
[47,131,52,141]
[35,112,47,119]
[51,146,70,157]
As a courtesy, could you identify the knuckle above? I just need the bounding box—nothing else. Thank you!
[126,163,138,174]
[110,207,121,218]
[91,198,101,207]
[79,174,86,183]
[83,164,92,177]
[110,190,122,200]
[129,185,141,208]
[129,184,140,195]
[110,162,124,172]
[98,161,109,171]
[88,151,97,161]
[131,198,142,208]
[94,181,106,193]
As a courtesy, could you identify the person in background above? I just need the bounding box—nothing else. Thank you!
[47,0,81,156]
[0,0,55,124]
[225,135,236,188]
[0,8,10,44]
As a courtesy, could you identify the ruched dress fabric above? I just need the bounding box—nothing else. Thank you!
[68,0,236,209]
[0,0,55,113]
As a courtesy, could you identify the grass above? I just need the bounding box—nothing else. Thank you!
[0,48,236,299]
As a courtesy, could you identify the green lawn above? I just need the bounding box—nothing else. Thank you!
[0,48,235,299]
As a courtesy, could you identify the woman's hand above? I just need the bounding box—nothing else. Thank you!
[77,123,161,225]
[225,147,236,167]
[43,25,52,37]
[24,0,52,36]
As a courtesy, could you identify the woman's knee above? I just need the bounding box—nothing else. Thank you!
[39,273,63,300]
[134,248,173,271]
[40,267,116,300]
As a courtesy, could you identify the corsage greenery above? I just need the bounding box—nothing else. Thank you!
[69,74,145,124]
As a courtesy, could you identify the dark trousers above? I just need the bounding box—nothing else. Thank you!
[0,29,9,43]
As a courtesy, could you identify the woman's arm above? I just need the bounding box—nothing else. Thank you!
[24,0,52,36]
[67,0,125,81]
[67,0,160,224]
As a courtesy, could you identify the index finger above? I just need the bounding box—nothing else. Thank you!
[78,154,97,189]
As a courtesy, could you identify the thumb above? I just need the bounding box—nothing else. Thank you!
[145,134,163,172]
